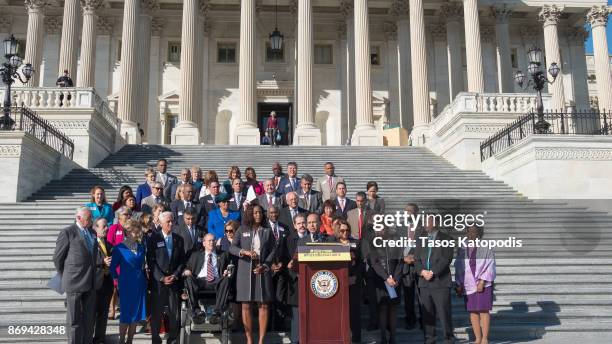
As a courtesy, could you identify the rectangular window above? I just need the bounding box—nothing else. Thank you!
[510,48,519,68]
[217,42,237,63]
[266,42,284,63]
[370,46,381,65]
[168,42,181,63]
[314,44,333,65]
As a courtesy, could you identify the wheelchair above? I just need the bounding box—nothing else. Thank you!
[179,272,235,344]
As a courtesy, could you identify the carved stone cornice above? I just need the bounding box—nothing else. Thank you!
[440,2,463,23]
[480,25,495,44]
[390,0,409,19]
[534,147,612,161]
[151,17,165,36]
[80,0,103,15]
[340,0,353,19]
[0,145,21,157]
[44,15,61,34]
[491,4,512,24]
[430,23,446,41]
[141,0,159,16]
[538,5,564,26]
[586,6,611,28]
[24,0,48,11]
[96,16,114,35]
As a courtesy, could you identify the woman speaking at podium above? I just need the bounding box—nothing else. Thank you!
[230,204,276,344]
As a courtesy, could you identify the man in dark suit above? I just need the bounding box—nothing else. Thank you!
[170,168,193,201]
[147,211,186,344]
[257,179,283,212]
[265,205,290,330]
[333,181,357,218]
[285,213,308,344]
[271,162,286,192]
[93,218,114,344]
[175,208,204,260]
[156,159,177,200]
[278,191,308,232]
[170,184,206,230]
[53,207,99,344]
[299,213,333,244]
[199,180,222,214]
[277,162,300,195]
[183,233,232,323]
[414,215,455,344]
[141,181,171,214]
[228,178,247,213]
[297,174,323,214]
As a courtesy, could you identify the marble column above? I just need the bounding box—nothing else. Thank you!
[565,28,589,110]
[441,2,464,101]
[587,6,612,111]
[492,4,513,93]
[77,0,103,87]
[117,0,140,143]
[94,17,114,98]
[136,0,157,143]
[351,0,381,146]
[58,0,79,77]
[24,0,48,87]
[149,18,164,144]
[409,0,430,145]
[294,0,321,145]
[463,0,484,93]
[172,0,201,144]
[539,5,565,111]
[431,24,449,112]
[234,0,260,145]
[340,0,355,144]
[391,0,412,130]
[42,16,61,87]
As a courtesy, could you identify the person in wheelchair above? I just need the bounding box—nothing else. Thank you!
[183,233,233,324]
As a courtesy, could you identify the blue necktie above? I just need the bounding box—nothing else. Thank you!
[426,234,433,270]
[165,235,172,258]
[82,229,94,254]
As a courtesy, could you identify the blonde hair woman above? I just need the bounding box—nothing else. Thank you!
[110,219,147,344]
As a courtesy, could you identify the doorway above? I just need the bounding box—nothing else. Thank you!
[258,103,293,145]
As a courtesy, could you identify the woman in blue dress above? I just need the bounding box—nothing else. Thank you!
[207,194,241,239]
[110,219,147,344]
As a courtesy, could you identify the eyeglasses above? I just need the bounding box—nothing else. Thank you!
[152,187,162,190]
[339,229,350,233]
[225,229,235,233]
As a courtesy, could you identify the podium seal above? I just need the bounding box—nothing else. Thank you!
[310,270,339,299]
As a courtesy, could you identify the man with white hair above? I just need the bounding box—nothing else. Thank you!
[141,181,170,214]
[53,207,99,344]
[147,211,185,344]
[278,191,307,232]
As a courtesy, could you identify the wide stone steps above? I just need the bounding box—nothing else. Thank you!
[2,145,612,342]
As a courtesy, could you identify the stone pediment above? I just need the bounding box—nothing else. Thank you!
[158,90,180,102]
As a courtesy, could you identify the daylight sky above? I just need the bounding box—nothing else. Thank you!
[584,0,612,54]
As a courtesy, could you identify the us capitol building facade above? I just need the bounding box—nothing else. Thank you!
[0,0,611,146]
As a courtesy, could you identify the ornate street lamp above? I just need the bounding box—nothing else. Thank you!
[1,35,34,130]
[514,45,560,134]
[269,0,284,53]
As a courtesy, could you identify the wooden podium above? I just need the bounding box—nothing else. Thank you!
[298,243,351,344]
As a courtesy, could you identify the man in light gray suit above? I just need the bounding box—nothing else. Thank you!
[315,162,344,201]
[297,174,323,214]
[346,192,369,240]
[53,207,99,344]
[141,181,171,214]
[156,159,177,200]
[257,178,283,212]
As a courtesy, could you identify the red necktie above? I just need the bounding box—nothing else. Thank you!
[328,176,333,191]
[206,254,214,282]
[268,195,273,208]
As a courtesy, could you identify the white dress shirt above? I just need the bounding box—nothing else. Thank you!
[197,250,219,280]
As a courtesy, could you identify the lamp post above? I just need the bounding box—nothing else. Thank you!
[1,35,34,130]
[513,46,560,134]
[269,0,284,54]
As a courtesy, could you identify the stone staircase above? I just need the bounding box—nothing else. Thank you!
[1,145,612,343]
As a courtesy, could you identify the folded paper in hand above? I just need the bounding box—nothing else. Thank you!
[47,272,64,295]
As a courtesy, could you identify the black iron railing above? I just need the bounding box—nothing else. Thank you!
[480,110,611,161]
[1,106,75,159]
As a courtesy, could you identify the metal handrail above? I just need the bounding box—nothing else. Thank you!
[480,110,611,161]
[1,106,75,160]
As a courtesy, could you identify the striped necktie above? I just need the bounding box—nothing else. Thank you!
[206,254,215,282]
